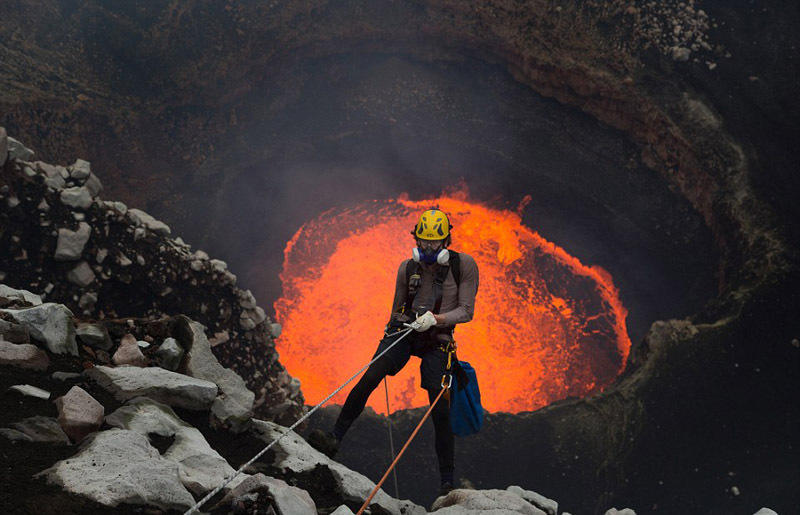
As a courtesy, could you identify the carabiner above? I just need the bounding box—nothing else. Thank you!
[440,373,453,389]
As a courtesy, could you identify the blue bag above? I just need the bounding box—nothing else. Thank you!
[450,361,483,437]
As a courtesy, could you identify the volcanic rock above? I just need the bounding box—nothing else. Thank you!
[9,384,50,399]
[250,419,402,514]
[36,428,196,511]
[6,416,70,444]
[86,364,217,409]
[431,489,546,514]
[127,208,171,236]
[55,385,104,443]
[0,303,78,355]
[0,340,49,370]
[155,336,184,370]
[7,136,33,161]
[83,172,103,197]
[59,186,93,210]
[76,322,112,350]
[604,509,636,515]
[506,486,558,515]
[66,261,96,287]
[69,158,91,180]
[106,397,246,496]
[215,473,316,515]
[0,284,42,306]
[0,319,30,344]
[54,223,92,261]
[112,333,148,367]
[176,315,254,431]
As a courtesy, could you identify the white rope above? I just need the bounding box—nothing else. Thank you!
[184,326,415,514]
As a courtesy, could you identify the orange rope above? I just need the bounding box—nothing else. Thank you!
[356,385,449,515]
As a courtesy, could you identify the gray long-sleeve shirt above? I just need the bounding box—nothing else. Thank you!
[390,252,479,326]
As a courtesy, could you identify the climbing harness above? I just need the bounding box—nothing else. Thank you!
[356,343,456,515]
[183,327,416,515]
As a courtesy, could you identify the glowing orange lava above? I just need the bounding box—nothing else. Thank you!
[274,191,631,414]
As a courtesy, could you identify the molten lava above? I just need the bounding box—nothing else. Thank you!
[274,191,631,414]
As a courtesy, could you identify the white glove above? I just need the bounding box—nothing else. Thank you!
[406,311,437,332]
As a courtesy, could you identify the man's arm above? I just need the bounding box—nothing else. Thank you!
[389,260,409,321]
[435,254,479,326]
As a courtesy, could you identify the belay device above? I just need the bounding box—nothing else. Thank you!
[450,360,483,437]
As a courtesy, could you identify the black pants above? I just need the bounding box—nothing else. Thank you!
[333,330,454,481]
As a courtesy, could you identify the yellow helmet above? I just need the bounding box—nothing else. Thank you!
[414,209,451,240]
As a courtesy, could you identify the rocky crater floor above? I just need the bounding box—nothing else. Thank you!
[0,131,654,514]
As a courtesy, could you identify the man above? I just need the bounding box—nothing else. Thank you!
[308,208,479,496]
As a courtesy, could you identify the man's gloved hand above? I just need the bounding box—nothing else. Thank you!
[406,311,437,332]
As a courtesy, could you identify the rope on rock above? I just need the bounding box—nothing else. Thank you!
[183,327,415,515]
[383,377,400,499]
[356,382,450,515]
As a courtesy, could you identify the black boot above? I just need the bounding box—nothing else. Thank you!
[307,429,340,459]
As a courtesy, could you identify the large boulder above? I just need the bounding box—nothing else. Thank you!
[215,473,316,515]
[55,385,105,443]
[175,316,254,431]
[86,365,217,409]
[36,428,196,511]
[7,136,34,161]
[54,223,92,261]
[106,397,246,496]
[431,489,547,514]
[0,285,42,306]
[0,303,78,355]
[0,340,49,370]
[250,419,402,515]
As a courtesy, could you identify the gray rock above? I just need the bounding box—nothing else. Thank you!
[55,222,92,261]
[36,428,196,511]
[216,473,316,515]
[671,46,691,61]
[127,208,171,236]
[86,365,217,410]
[0,319,30,344]
[106,397,246,496]
[176,316,254,432]
[60,186,93,210]
[155,337,184,371]
[604,509,636,515]
[0,285,42,306]
[67,261,96,287]
[78,292,97,311]
[0,340,49,370]
[95,248,108,264]
[69,158,91,180]
[36,162,67,190]
[432,489,545,514]
[506,486,558,515]
[7,416,70,444]
[210,259,227,272]
[330,506,355,515]
[250,419,400,514]
[7,136,34,161]
[84,173,103,197]
[0,428,33,442]
[1,303,78,355]
[38,198,50,211]
[270,323,282,339]
[52,371,83,381]
[76,323,112,350]
[55,386,104,443]
[9,384,51,399]
[0,126,7,166]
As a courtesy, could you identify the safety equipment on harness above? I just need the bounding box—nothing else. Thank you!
[405,310,437,332]
[450,361,483,437]
[414,209,452,241]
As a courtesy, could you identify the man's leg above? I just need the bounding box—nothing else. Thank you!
[427,387,455,491]
[332,353,395,439]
